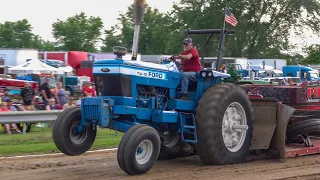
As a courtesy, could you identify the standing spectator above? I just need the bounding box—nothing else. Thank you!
[20,82,35,111]
[82,82,94,97]
[0,102,22,134]
[55,82,67,106]
[40,77,53,109]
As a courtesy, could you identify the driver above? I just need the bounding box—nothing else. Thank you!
[176,38,202,100]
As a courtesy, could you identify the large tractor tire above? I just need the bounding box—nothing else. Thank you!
[52,107,97,156]
[195,83,253,165]
[117,124,161,175]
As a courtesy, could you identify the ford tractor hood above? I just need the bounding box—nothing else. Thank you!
[92,59,181,98]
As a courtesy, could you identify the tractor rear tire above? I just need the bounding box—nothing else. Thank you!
[195,83,253,165]
[117,124,161,175]
[52,107,97,156]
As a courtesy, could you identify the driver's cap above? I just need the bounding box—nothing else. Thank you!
[184,38,192,44]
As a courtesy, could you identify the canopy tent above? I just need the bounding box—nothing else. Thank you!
[8,59,64,74]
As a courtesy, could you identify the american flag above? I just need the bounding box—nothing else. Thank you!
[225,8,238,26]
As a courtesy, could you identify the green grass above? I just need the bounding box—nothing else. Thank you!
[0,126,123,157]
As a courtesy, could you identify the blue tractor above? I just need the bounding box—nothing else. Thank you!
[52,0,286,176]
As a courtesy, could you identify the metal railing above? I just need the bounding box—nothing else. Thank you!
[0,110,63,134]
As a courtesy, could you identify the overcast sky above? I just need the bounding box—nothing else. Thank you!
[1,0,319,54]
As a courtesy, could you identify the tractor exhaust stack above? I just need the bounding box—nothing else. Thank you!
[131,0,146,61]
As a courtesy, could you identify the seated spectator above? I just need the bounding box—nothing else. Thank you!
[6,99,18,111]
[1,88,10,102]
[289,79,295,86]
[0,92,3,104]
[0,102,22,134]
[63,97,75,110]
[47,98,58,110]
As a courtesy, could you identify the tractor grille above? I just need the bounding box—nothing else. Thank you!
[81,97,103,121]
[94,74,132,97]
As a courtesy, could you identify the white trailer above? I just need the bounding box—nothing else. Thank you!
[0,48,39,66]
[248,59,287,70]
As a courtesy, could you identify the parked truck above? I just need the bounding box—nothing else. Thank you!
[283,65,319,83]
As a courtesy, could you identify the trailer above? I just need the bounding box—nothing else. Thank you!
[0,48,39,66]
[248,59,287,70]
[38,51,94,81]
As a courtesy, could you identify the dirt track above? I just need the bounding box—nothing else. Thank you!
[0,151,320,180]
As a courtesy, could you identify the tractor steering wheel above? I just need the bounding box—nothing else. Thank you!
[170,55,188,71]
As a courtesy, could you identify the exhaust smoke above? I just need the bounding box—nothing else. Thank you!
[131,0,146,61]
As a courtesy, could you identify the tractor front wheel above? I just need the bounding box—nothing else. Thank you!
[195,83,253,165]
[52,107,97,156]
[117,124,161,175]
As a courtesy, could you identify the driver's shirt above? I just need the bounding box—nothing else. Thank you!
[181,48,202,72]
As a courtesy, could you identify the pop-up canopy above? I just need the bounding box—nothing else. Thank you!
[8,59,64,74]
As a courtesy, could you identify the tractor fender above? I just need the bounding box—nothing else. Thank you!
[249,98,295,160]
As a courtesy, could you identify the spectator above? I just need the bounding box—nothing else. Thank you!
[40,77,54,108]
[20,82,36,111]
[0,102,22,134]
[91,83,96,96]
[63,97,75,109]
[0,92,3,104]
[1,88,10,102]
[220,64,227,73]
[82,82,95,97]
[289,79,295,86]
[55,82,67,106]
[47,98,58,110]
[6,99,17,111]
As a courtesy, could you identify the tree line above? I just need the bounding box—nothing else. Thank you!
[0,0,319,64]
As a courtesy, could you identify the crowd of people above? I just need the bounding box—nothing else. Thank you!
[0,77,96,134]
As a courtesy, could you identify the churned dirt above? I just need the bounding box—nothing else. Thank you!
[0,150,320,180]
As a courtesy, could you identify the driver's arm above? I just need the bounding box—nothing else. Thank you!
[180,53,193,60]
[179,48,198,60]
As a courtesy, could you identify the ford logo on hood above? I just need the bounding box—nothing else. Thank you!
[101,68,110,72]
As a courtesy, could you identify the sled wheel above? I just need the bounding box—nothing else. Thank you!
[195,83,253,165]
[117,124,161,175]
[52,106,97,156]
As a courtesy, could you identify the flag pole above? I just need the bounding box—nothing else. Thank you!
[223,7,227,29]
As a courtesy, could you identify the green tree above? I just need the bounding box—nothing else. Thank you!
[103,0,320,60]
[302,44,320,64]
[170,0,320,58]
[52,12,104,52]
[31,35,58,51]
[101,4,176,55]
[0,19,58,51]
[0,19,34,48]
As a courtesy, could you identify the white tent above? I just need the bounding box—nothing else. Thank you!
[8,59,64,74]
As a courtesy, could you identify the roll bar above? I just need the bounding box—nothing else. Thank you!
[183,28,236,70]
[184,28,235,37]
